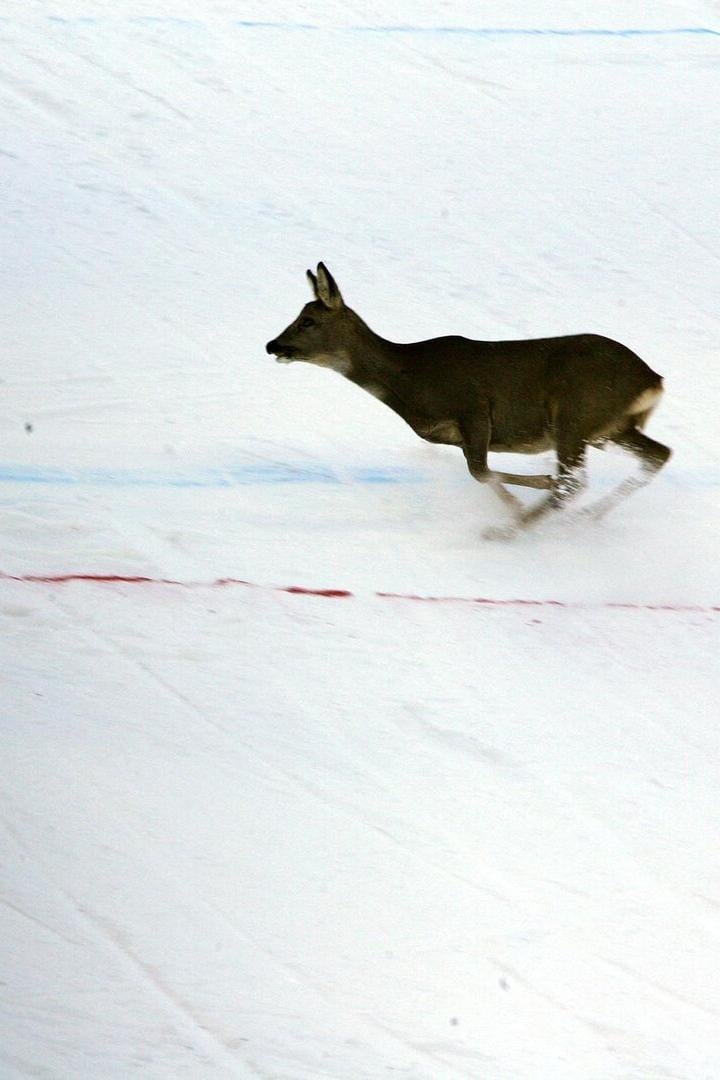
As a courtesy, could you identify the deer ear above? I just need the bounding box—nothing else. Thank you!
[315,263,344,310]
[306,268,319,298]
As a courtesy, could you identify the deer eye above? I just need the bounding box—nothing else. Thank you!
[300,317,315,329]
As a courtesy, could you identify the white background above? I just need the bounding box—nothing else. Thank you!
[2,4,720,1077]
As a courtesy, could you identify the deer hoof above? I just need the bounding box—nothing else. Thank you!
[482,522,519,542]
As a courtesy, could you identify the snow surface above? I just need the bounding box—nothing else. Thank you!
[2,4,720,1078]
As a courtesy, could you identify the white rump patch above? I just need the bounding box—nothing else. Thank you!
[629,384,663,416]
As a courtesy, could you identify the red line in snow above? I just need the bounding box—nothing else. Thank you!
[0,570,718,613]
[3,572,187,586]
[280,585,354,598]
[376,591,566,607]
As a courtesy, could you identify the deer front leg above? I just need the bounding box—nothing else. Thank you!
[507,441,588,535]
[466,420,585,540]
[494,471,553,490]
[460,416,523,517]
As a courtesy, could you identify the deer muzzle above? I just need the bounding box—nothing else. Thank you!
[265,338,297,362]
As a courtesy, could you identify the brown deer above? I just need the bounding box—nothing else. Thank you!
[266,264,670,538]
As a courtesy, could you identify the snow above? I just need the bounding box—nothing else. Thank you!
[2,4,720,1077]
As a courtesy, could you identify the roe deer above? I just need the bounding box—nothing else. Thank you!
[266,264,671,538]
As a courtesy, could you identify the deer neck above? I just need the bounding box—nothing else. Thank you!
[342,312,405,391]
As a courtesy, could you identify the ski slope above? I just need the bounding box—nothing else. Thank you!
[2,4,720,1077]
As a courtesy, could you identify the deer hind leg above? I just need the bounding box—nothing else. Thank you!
[583,426,671,521]
[483,443,587,540]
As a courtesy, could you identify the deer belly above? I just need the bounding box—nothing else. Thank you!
[490,434,554,453]
[415,419,463,445]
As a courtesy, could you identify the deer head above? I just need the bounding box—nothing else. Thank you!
[266,263,357,373]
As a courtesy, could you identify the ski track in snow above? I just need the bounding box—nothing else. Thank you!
[3,6,720,1079]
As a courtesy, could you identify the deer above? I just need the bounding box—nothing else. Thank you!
[266,264,671,539]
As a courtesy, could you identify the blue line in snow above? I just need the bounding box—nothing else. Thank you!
[0,463,424,488]
[35,19,720,38]
[228,23,720,38]
[0,463,714,490]
[233,20,318,31]
[354,26,720,38]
